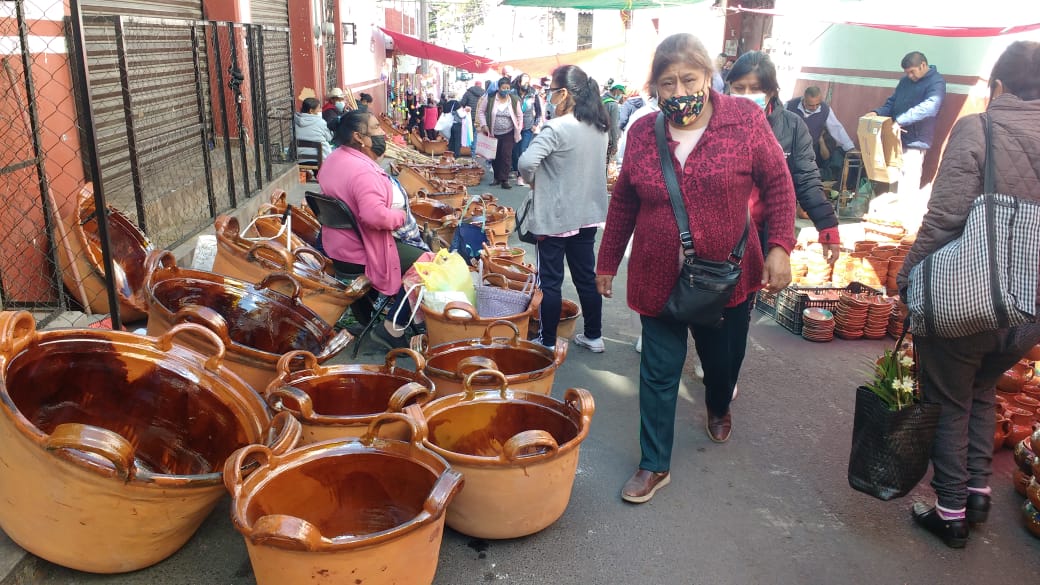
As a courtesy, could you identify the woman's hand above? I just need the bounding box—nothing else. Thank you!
[821,243,841,265]
[595,275,614,298]
[761,247,792,293]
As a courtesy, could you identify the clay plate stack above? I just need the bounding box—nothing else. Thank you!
[888,298,909,338]
[801,308,835,342]
[834,294,870,340]
[864,297,894,340]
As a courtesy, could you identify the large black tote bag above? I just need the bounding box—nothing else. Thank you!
[847,386,941,501]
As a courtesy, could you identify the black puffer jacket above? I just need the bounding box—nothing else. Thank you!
[765,97,838,233]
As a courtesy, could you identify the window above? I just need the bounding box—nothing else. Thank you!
[577,12,593,51]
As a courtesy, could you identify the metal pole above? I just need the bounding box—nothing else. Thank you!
[247,25,264,190]
[190,23,218,218]
[113,16,148,234]
[419,0,429,75]
[212,22,237,207]
[254,27,273,182]
[229,22,251,197]
[68,0,122,329]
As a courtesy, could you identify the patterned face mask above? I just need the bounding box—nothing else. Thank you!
[659,91,706,126]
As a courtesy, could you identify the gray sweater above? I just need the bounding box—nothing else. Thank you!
[518,114,608,236]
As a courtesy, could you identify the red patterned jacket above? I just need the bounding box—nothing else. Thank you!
[597,91,797,316]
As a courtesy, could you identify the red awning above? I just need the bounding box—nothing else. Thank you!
[379,27,495,73]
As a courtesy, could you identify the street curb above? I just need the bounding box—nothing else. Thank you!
[0,532,31,585]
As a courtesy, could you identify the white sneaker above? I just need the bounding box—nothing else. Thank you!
[635,335,642,353]
[574,333,605,353]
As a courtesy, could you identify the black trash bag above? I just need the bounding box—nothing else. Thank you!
[847,386,941,501]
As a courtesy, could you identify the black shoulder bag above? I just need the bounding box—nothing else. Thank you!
[655,113,750,327]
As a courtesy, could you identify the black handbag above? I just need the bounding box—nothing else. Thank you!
[515,193,538,244]
[654,113,749,327]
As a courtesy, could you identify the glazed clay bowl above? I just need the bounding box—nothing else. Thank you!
[530,299,583,341]
[413,320,567,397]
[413,370,595,539]
[144,251,352,393]
[265,349,434,445]
[225,408,463,585]
[0,311,300,573]
[421,291,542,347]
[1024,501,1040,539]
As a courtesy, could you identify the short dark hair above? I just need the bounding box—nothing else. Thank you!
[804,86,822,98]
[359,93,373,103]
[901,51,927,69]
[497,76,512,89]
[336,111,372,148]
[300,97,320,113]
[990,40,1040,101]
[648,33,713,92]
[727,51,779,95]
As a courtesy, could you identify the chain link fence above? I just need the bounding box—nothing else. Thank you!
[0,1,295,330]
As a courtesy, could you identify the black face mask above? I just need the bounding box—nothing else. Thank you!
[370,135,387,157]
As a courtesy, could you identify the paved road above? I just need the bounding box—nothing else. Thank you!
[7,177,1040,584]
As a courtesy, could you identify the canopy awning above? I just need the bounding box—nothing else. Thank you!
[733,6,1040,38]
[501,0,706,8]
[379,27,494,73]
[496,44,626,79]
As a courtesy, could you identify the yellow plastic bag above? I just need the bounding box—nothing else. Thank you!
[413,249,476,306]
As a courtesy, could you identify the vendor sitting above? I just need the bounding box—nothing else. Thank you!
[294,97,334,162]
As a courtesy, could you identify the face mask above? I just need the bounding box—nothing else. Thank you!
[369,135,387,157]
[659,91,706,126]
[735,93,768,110]
[498,89,511,97]
[334,101,345,113]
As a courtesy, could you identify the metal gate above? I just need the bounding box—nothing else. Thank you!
[251,0,289,27]
[325,0,337,93]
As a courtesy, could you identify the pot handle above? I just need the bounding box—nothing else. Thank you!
[213,214,241,239]
[480,272,512,290]
[553,338,570,367]
[0,310,36,357]
[463,368,508,400]
[171,306,233,346]
[342,274,372,299]
[502,430,559,463]
[156,321,227,372]
[440,301,478,323]
[362,408,427,446]
[479,319,520,346]
[266,386,316,420]
[293,246,330,272]
[143,249,178,292]
[274,349,321,378]
[564,387,596,422]
[385,347,425,374]
[265,411,302,454]
[256,272,303,304]
[250,514,325,551]
[423,469,465,516]
[456,356,499,378]
[223,444,274,496]
[246,241,294,271]
[409,334,429,355]
[45,423,136,481]
[387,382,433,412]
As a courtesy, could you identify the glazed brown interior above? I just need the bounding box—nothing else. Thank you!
[292,373,416,416]
[84,207,149,302]
[245,453,435,536]
[427,348,551,377]
[152,277,325,354]
[6,339,254,475]
[426,402,578,457]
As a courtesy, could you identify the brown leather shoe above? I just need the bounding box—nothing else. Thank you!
[706,410,732,443]
[621,469,671,504]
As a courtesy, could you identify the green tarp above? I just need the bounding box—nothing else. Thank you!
[501,0,707,9]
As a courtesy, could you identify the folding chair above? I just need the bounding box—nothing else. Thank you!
[297,140,324,183]
[304,191,394,357]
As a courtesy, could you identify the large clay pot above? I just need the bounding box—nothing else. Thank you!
[144,251,352,392]
[1014,438,1036,473]
[266,190,322,248]
[1006,407,1039,449]
[412,370,595,539]
[997,361,1035,393]
[265,348,434,444]
[421,290,542,347]
[225,409,463,585]
[530,298,582,341]
[0,311,300,573]
[55,184,153,321]
[414,321,567,397]
[211,216,371,325]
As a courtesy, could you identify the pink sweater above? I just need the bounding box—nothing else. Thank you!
[597,92,797,315]
[317,147,406,295]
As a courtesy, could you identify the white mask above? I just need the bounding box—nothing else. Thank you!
[734,93,768,110]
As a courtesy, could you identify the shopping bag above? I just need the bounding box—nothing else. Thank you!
[847,386,940,500]
[435,111,455,139]
[474,133,498,160]
[412,249,476,305]
[450,198,488,264]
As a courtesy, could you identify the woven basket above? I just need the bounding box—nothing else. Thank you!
[476,272,534,318]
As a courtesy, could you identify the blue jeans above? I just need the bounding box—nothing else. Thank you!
[535,227,602,347]
[637,297,752,472]
[512,128,534,173]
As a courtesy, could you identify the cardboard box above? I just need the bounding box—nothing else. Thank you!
[857,115,903,183]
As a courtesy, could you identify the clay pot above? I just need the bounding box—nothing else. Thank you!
[265,190,322,248]
[853,241,877,253]
[1023,380,1040,401]
[1024,501,1040,539]
[0,311,300,573]
[55,184,153,321]
[1006,407,1039,448]
[530,298,583,341]
[421,290,542,347]
[1014,394,1040,413]
[413,370,595,539]
[483,243,526,265]
[224,408,463,585]
[1014,468,1032,497]
[1013,438,1036,473]
[997,361,1035,393]
[410,193,459,228]
[144,251,352,392]
[414,321,567,397]
[395,164,438,198]
[995,418,1012,452]
[265,349,434,445]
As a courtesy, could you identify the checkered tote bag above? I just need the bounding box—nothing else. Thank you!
[907,116,1040,338]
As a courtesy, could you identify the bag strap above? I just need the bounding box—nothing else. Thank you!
[983,114,995,194]
[654,113,751,263]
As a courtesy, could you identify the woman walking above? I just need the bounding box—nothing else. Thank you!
[477,76,523,189]
[596,33,795,503]
[519,65,609,352]
[896,41,1040,548]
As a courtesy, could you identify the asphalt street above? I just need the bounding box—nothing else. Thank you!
[6,175,1040,585]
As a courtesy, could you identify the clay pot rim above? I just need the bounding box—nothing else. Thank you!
[227,433,460,552]
[0,325,277,486]
[73,191,153,313]
[423,341,565,385]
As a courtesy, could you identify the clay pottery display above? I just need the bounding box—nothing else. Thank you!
[410,194,458,230]
[1033,426,1040,455]
[853,241,877,253]
[144,251,351,392]
[1006,407,1039,449]
[1028,478,1040,509]
[461,200,515,239]
[1022,381,1040,402]
[0,311,301,573]
[483,242,526,265]
[412,369,595,539]
[395,164,439,198]
[530,298,583,341]
[1013,438,1036,473]
[481,253,538,289]
[997,361,1034,393]
[995,418,1012,452]
[211,216,371,325]
[224,408,463,585]
[421,289,542,347]
[414,321,567,397]
[265,190,322,248]
[1014,394,1040,413]
[55,184,153,321]
[1014,468,1032,497]
[1023,501,1040,539]
[265,348,434,444]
